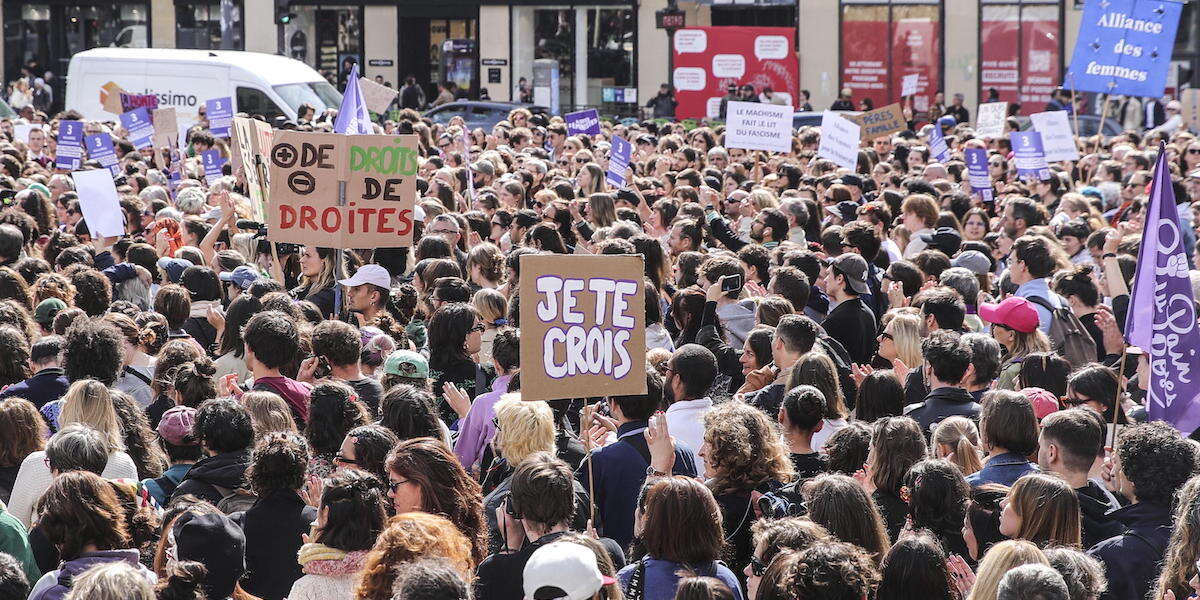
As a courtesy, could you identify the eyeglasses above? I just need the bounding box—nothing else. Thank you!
[749,554,770,577]
[1062,394,1088,407]
[575,158,588,164]
[428,228,460,236]
[879,331,894,341]
[387,478,410,493]
[469,324,486,333]
[334,454,357,465]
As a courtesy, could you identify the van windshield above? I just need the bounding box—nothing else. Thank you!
[273,81,343,114]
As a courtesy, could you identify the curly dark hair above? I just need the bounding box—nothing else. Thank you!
[0,298,39,343]
[345,424,399,488]
[110,389,167,479]
[824,421,872,476]
[63,317,125,385]
[64,265,112,317]
[386,438,487,564]
[37,471,129,560]
[242,310,300,370]
[0,266,32,310]
[427,303,479,370]
[305,381,369,456]
[172,360,218,408]
[904,459,969,538]
[194,398,255,455]
[135,311,169,355]
[702,402,795,495]
[246,431,311,495]
[1116,422,1200,506]
[311,319,361,368]
[379,385,443,442]
[317,470,388,552]
[790,540,880,600]
[0,326,29,387]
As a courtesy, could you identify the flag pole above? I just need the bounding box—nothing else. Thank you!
[1108,348,1129,452]
[1093,93,1110,155]
[1068,76,1080,146]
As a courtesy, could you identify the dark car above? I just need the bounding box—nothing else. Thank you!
[792,110,860,131]
[424,101,548,131]
[1013,114,1124,139]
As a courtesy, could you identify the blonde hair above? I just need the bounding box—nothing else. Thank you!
[240,391,298,438]
[749,188,780,211]
[65,561,154,600]
[968,540,1049,600]
[472,288,507,326]
[931,416,984,475]
[493,394,555,465]
[1009,328,1052,360]
[59,379,124,452]
[886,311,925,368]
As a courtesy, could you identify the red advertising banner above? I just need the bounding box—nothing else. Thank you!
[980,6,1020,106]
[1020,9,1060,113]
[671,27,799,120]
[840,5,940,112]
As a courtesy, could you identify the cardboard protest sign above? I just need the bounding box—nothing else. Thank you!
[850,103,906,140]
[566,109,601,136]
[267,131,418,248]
[1183,89,1200,132]
[928,125,950,163]
[55,121,84,171]
[343,134,419,247]
[119,107,155,150]
[120,93,158,113]
[153,108,179,140]
[1030,111,1080,162]
[965,148,994,202]
[975,102,1008,139]
[817,111,861,171]
[606,136,632,189]
[1011,131,1051,181]
[84,134,120,177]
[72,169,125,237]
[100,82,126,114]
[359,77,399,114]
[901,74,919,98]
[518,254,647,402]
[206,98,234,138]
[724,101,793,153]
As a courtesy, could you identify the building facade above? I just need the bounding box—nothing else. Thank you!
[2,0,1198,115]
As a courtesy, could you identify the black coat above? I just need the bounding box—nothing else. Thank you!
[170,449,251,506]
[231,490,318,600]
[1078,480,1125,549]
[1089,502,1172,600]
[821,297,877,365]
[903,386,981,438]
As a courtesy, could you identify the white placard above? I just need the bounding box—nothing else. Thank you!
[975,102,1009,140]
[818,111,861,170]
[1029,110,1080,162]
[901,74,919,97]
[724,101,794,154]
[12,124,33,144]
[72,169,126,238]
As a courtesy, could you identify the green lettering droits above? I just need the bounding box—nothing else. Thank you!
[349,139,419,176]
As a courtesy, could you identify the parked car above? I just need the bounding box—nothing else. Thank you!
[1012,114,1124,139]
[424,101,548,131]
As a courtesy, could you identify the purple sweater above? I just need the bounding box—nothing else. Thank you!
[29,549,155,600]
[453,374,512,471]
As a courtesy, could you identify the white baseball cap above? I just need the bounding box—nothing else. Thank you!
[337,264,391,289]
[523,541,613,600]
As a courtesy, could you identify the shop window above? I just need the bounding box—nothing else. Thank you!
[4,3,149,83]
[282,6,363,88]
[979,1,1061,115]
[176,1,243,50]
[534,9,575,108]
[585,8,634,106]
[840,2,940,113]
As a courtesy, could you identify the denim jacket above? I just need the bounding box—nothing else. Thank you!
[965,451,1038,487]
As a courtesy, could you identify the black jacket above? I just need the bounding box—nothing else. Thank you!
[820,297,877,365]
[0,367,68,409]
[1077,481,1124,549]
[232,489,318,600]
[1089,502,1172,600]
[170,449,251,505]
[903,386,981,437]
[874,489,908,542]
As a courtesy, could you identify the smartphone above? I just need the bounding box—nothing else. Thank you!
[314,356,332,380]
[721,274,744,293]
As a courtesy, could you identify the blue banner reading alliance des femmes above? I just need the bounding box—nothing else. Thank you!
[1064,0,1183,98]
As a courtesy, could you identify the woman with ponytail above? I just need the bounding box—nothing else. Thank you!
[290,470,388,599]
[931,416,984,476]
[105,312,158,408]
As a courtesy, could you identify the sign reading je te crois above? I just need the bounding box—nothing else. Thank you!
[267,131,419,248]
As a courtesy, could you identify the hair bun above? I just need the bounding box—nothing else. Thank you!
[158,561,206,600]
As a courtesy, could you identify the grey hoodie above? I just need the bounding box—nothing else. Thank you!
[715,299,757,348]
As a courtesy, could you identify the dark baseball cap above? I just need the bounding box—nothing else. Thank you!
[918,226,963,256]
[824,253,870,295]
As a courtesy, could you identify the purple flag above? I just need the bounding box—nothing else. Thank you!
[1126,143,1200,434]
[333,63,373,135]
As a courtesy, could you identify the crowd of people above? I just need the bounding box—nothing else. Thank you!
[0,87,1196,600]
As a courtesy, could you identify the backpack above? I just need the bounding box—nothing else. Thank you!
[1025,296,1098,368]
[212,483,258,514]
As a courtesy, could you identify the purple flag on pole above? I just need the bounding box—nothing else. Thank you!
[1126,143,1200,434]
[333,64,373,135]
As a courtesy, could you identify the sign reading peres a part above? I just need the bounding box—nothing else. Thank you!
[267,131,418,248]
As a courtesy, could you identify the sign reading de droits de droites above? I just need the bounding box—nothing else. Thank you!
[519,254,647,402]
[1064,0,1184,98]
[267,130,418,249]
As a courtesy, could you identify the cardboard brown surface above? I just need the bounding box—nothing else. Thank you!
[100,82,126,114]
[344,134,419,247]
[231,117,266,220]
[518,254,647,402]
[359,77,400,114]
[850,103,907,140]
[152,108,178,139]
[1183,89,1200,132]
[266,130,347,247]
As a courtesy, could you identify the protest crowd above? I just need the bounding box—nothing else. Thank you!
[3,70,1200,600]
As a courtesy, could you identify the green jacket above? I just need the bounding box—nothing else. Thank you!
[0,504,39,584]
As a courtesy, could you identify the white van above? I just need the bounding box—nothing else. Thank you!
[65,48,342,125]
